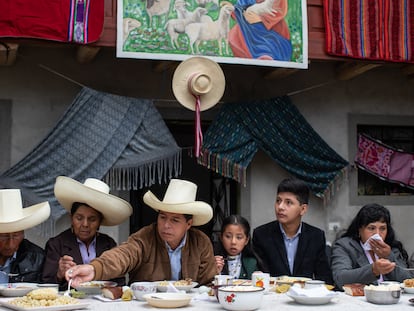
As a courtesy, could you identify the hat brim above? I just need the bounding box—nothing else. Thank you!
[172,57,225,111]
[54,176,132,226]
[143,191,213,226]
[0,202,50,233]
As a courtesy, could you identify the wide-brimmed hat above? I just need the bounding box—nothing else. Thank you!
[172,57,225,111]
[0,189,50,233]
[143,179,213,226]
[54,176,133,226]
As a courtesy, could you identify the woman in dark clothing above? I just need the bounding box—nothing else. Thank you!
[214,215,260,279]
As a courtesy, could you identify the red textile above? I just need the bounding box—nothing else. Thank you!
[324,0,414,63]
[0,0,104,44]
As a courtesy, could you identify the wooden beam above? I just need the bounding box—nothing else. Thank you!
[336,62,382,80]
[0,42,18,66]
[263,68,298,80]
[75,46,101,64]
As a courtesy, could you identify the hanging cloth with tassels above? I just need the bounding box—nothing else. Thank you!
[0,87,181,236]
[197,96,349,198]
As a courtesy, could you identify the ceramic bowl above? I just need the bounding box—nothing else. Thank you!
[364,284,401,304]
[74,281,117,295]
[130,281,157,301]
[217,285,264,311]
[143,293,192,308]
[0,283,38,297]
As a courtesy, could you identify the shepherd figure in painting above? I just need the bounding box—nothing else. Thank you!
[229,0,292,61]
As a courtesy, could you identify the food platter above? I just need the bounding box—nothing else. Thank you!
[286,292,338,305]
[0,284,38,297]
[143,293,192,308]
[275,276,311,285]
[0,300,89,311]
[74,281,117,295]
[156,281,198,292]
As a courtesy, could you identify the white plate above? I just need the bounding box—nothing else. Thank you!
[0,284,38,297]
[0,300,89,311]
[401,283,414,294]
[74,281,117,295]
[286,292,338,305]
[143,293,192,308]
[275,276,311,284]
[156,281,198,292]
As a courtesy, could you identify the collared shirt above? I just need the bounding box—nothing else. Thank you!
[77,236,97,264]
[280,222,302,274]
[166,233,187,281]
[0,252,17,283]
[228,254,242,278]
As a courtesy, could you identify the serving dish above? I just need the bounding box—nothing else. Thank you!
[74,281,117,295]
[275,276,311,287]
[0,283,38,297]
[401,283,414,294]
[0,300,89,311]
[156,281,198,292]
[217,285,264,311]
[364,284,401,304]
[142,293,192,308]
[286,292,338,305]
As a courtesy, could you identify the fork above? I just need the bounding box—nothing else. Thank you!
[64,279,72,297]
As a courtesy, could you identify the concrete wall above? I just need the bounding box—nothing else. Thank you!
[1,46,414,258]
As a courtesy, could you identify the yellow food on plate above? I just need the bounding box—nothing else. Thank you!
[275,284,291,293]
[404,279,414,288]
[9,289,79,308]
[121,287,133,301]
[325,284,335,290]
[27,288,58,300]
[159,278,193,287]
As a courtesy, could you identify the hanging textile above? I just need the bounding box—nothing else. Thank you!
[197,96,349,198]
[324,0,414,63]
[0,87,181,235]
[0,0,104,43]
[355,133,414,189]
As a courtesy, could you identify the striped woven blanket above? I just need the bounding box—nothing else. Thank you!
[324,0,414,63]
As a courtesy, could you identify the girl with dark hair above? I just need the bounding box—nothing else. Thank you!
[214,215,259,279]
[331,203,413,289]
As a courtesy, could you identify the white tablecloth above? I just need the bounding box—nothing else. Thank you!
[1,291,414,311]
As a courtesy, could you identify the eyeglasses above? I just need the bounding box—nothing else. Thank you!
[0,233,24,242]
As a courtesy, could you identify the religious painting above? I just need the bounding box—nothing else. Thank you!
[117,0,308,68]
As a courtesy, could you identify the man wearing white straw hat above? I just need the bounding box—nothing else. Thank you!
[42,176,133,290]
[0,189,50,283]
[65,179,217,286]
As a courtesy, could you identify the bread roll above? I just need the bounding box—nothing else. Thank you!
[101,286,123,300]
[343,283,365,296]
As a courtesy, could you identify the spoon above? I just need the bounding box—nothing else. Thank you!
[64,279,72,297]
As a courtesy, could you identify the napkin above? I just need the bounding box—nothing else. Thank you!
[362,233,383,251]
[288,284,335,297]
[166,282,186,294]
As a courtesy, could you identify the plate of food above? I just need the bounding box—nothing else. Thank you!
[143,293,192,308]
[0,283,38,297]
[286,292,338,305]
[0,288,89,311]
[275,276,311,287]
[402,279,414,294]
[74,281,117,295]
[156,279,198,292]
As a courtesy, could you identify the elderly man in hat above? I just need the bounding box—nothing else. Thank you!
[0,189,50,283]
[42,176,133,290]
[65,179,217,286]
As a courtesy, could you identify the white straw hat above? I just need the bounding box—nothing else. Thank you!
[54,176,133,226]
[143,179,213,226]
[0,189,50,233]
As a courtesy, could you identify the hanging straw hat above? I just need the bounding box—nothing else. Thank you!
[143,179,213,226]
[0,189,50,233]
[172,57,225,111]
[54,176,133,226]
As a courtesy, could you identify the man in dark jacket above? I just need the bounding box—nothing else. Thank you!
[0,189,50,283]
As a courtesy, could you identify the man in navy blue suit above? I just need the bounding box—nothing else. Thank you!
[252,178,333,285]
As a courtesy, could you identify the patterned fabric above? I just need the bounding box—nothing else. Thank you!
[355,133,414,188]
[0,0,103,43]
[197,96,349,198]
[324,0,414,63]
[0,87,181,235]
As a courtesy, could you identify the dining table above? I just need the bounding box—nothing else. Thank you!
[2,288,414,311]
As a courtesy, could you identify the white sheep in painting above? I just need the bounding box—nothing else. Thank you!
[245,0,279,16]
[184,2,235,55]
[165,7,208,49]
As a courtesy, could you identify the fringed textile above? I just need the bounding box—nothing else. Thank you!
[355,133,414,189]
[324,0,414,63]
[0,87,181,236]
[197,96,349,198]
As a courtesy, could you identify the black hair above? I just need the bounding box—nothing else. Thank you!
[342,203,408,263]
[277,178,309,204]
[70,202,104,222]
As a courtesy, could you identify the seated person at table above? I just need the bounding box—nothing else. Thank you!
[65,179,217,286]
[42,176,132,290]
[215,215,259,279]
[252,178,333,284]
[331,203,414,289]
[0,189,50,283]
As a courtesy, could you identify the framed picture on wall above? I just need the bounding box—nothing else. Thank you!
[117,0,308,69]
